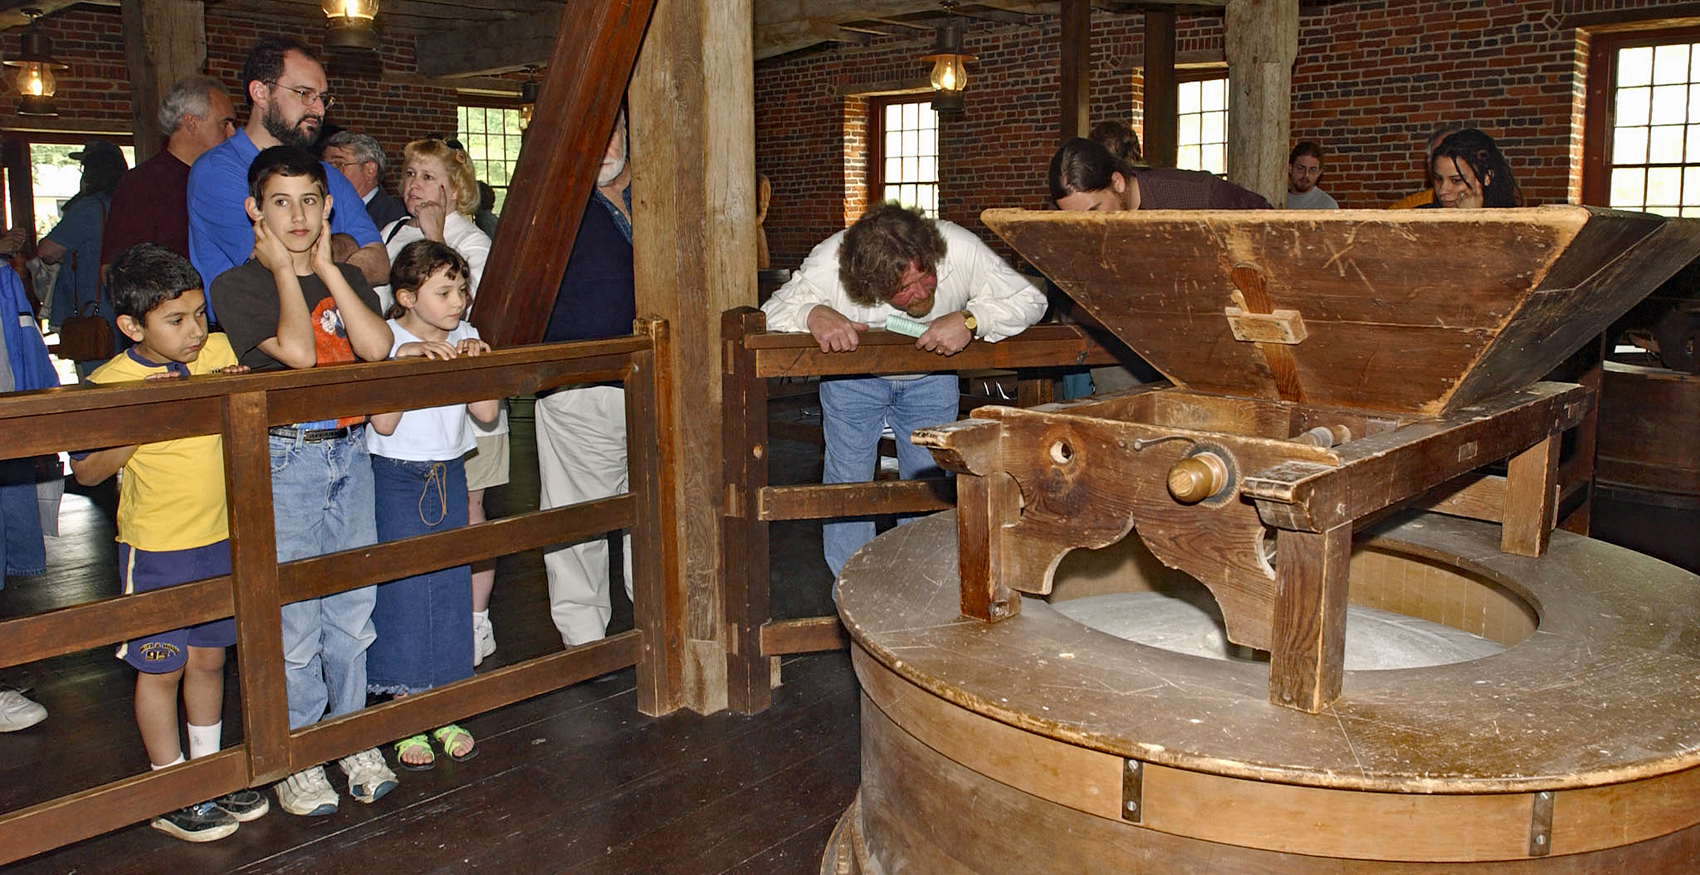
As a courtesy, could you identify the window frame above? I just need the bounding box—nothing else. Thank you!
[867,94,941,217]
[455,104,526,214]
[1583,25,1700,210]
[1174,67,1229,176]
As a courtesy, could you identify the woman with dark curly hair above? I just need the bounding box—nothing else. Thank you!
[1429,128,1520,208]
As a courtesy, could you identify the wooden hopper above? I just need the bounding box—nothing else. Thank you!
[982,206,1700,415]
[913,206,1700,713]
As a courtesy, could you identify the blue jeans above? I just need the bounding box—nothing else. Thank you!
[270,429,378,730]
[366,455,473,695]
[818,374,958,576]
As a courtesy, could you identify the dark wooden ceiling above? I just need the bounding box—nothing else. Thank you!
[0,0,1246,74]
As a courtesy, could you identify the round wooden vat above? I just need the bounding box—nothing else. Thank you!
[823,511,1700,873]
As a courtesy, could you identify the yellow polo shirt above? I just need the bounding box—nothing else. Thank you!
[85,333,237,551]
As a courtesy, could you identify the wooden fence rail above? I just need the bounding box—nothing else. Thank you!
[0,320,682,865]
[720,307,1120,712]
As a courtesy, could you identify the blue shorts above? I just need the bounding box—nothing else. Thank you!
[115,540,237,673]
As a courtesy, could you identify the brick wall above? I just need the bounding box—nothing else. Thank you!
[754,0,1700,270]
[1,5,476,194]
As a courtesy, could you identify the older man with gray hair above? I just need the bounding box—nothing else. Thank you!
[100,75,236,270]
[322,130,407,230]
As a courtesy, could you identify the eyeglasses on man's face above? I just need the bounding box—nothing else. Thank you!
[266,81,335,109]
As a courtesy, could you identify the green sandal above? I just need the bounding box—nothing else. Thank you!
[394,734,435,771]
[433,724,477,762]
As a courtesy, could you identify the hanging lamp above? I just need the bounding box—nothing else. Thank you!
[7,9,67,118]
[922,20,975,115]
[322,0,380,51]
[518,67,541,131]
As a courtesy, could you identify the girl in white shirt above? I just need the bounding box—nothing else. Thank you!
[365,240,498,769]
[378,138,507,667]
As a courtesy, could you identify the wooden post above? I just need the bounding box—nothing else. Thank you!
[957,473,1023,622]
[121,0,206,164]
[1269,522,1350,713]
[1223,0,1298,207]
[1142,6,1177,168]
[1502,434,1560,557]
[721,308,772,713]
[1558,334,1608,535]
[631,0,757,714]
[627,318,686,715]
[4,139,33,240]
[1059,0,1091,141]
[222,390,292,781]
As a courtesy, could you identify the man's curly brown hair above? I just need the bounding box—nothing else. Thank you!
[837,202,947,306]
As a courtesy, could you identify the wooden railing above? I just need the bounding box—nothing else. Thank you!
[720,307,1119,712]
[0,319,682,865]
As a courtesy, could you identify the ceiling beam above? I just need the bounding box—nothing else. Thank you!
[199,0,559,32]
[0,0,119,30]
[837,23,907,36]
[414,6,562,76]
[863,16,932,30]
[756,0,942,59]
[753,0,1224,60]
[380,70,526,97]
[955,6,1033,25]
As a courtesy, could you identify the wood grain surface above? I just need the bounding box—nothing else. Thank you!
[980,207,1700,415]
[836,510,1700,793]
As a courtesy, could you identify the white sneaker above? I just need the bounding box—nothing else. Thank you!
[473,613,497,666]
[0,689,46,732]
[275,766,339,816]
[338,748,398,803]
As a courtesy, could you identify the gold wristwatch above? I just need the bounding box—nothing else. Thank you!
[961,310,978,336]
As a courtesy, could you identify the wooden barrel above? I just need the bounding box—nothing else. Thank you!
[824,511,1700,873]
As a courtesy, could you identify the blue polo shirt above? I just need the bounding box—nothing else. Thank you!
[187,129,380,320]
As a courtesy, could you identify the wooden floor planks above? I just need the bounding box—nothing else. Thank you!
[1,406,856,874]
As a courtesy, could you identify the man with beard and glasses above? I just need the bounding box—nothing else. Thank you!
[534,108,640,647]
[187,36,387,291]
[762,202,1048,577]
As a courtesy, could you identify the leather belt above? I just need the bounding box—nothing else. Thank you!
[267,425,354,442]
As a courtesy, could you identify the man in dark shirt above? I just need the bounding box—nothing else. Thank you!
[101,76,236,270]
[536,109,637,648]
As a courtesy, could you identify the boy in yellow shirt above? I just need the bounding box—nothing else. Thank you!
[68,243,261,842]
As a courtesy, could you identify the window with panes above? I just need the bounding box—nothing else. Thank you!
[457,106,524,214]
[869,97,940,217]
[1176,73,1229,176]
[1597,35,1700,216]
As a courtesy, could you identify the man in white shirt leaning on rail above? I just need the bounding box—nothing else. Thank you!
[761,202,1048,578]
